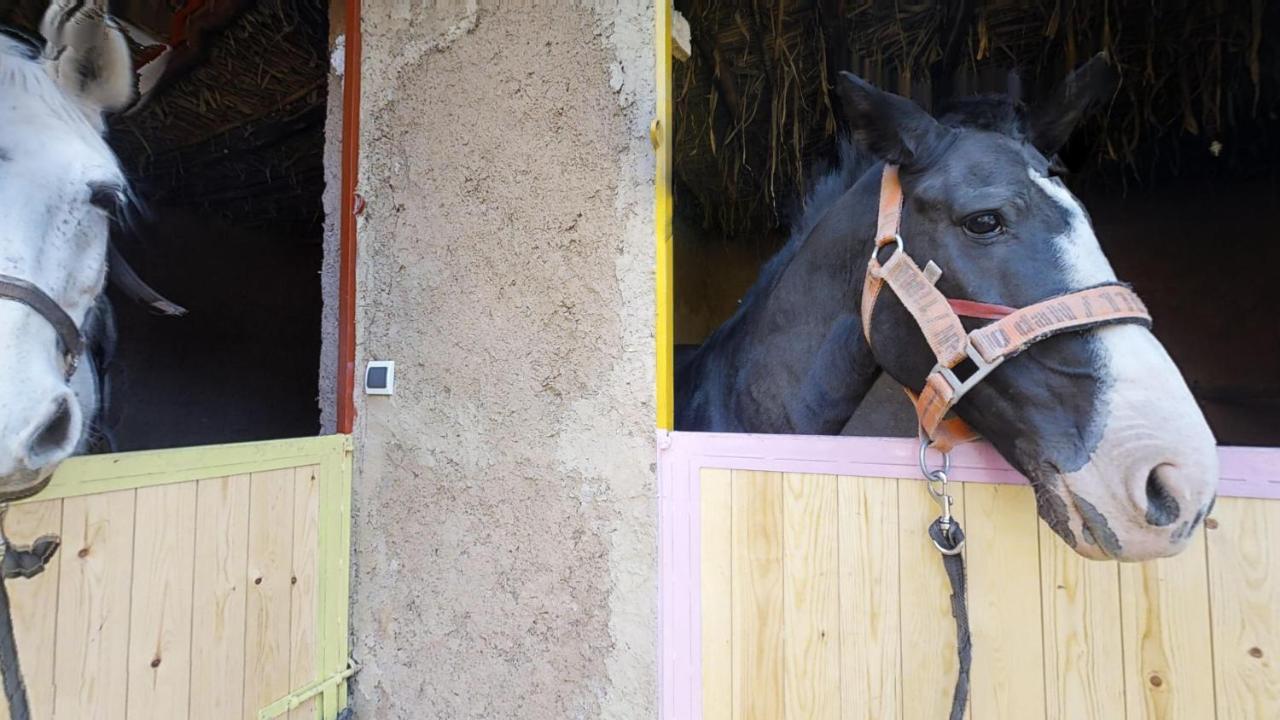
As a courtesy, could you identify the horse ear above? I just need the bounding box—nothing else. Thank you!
[40,2,134,121]
[836,71,950,168]
[1028,53,1117,157]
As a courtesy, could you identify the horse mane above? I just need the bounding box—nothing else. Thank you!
[686,137,873,355]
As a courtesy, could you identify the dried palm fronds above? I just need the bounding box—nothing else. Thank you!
[675,0,1280,239]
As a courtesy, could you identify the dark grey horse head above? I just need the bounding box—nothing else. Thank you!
[839,56,1218,560]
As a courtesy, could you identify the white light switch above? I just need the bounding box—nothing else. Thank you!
[365,361,395,395]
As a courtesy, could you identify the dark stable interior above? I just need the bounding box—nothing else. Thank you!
[0,0,338,452]
[101,1,328,451]
[106,210,322,451]
[673,4,1280,446]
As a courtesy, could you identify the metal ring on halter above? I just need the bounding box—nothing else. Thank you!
[919,431,951,478]
[871,234,904,267]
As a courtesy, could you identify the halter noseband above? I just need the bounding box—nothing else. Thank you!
[0,275,83,380]
[863,165,1152,452]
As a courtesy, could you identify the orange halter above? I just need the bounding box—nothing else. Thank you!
[862,165,1152,451]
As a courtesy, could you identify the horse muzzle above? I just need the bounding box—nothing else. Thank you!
[0,390,81,502]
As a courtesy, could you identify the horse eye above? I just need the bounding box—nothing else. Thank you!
[89,182,125,212]
[962,212,1004,238]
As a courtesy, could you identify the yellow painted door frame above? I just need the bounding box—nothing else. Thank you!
[654,0,675,431]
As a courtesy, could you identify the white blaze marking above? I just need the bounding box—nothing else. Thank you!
[1029,169,1117,286]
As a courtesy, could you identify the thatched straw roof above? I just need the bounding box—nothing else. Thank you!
[110,0,329,240]
[1,0,328,239]
[675,0,1280,239]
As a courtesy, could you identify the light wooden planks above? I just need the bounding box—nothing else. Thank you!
[700,469,732,720]
[699,468,1280,720]
[2,500,63,720]
[731,470,784,720]
[965,482,1046,720]
[54,489,137,720]
[838,475,900,720]
[190,474,252,720]
[1039,520,1125,719]
[1208,497,1280,720]
[126,482,199,719]
[783,473,840,720]
[243,469,297,719]
[899,478,969,720]
[1119,533,1215,720]
[289,466,321,720]
[0,461,330,720]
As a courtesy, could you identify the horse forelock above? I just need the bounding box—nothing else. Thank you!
[937,94,1030,140]
[0,33,114,142]
[0,29,40,59]
[0,31,133,216]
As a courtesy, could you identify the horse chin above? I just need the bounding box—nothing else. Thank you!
[1027,449,1216,562]
[0,466,55,503]
[1031,481,1170,562]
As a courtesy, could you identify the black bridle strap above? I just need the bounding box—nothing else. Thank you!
[0,274,83,378]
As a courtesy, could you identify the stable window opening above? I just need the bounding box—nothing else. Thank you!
[665,1,1280,447]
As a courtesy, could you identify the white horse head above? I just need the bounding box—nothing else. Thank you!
[0,2,133,498]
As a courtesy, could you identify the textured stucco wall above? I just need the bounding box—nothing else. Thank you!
[344,1,656,717]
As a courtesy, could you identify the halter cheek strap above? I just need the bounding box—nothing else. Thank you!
[0,275,84,380]
[863,165,1152,451]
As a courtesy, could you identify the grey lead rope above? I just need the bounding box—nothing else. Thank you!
[0,505,60,720]
[920,436,971,720]
[0,568,30,720]
[929,518,971,720]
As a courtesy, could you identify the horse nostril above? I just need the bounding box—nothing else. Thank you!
[1145,465,1181,527]
[25,397,76,465]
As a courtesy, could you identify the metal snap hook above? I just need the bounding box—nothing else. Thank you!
[919,433,964,554]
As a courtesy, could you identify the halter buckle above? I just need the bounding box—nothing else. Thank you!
[930,339,1006,405]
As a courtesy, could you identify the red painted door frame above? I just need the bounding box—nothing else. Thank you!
[337,0,361,434]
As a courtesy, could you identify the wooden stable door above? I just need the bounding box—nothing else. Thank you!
[0,436,351,720]
[699,470,1279,720]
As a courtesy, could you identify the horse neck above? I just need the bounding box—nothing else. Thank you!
[733,170,884,433]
